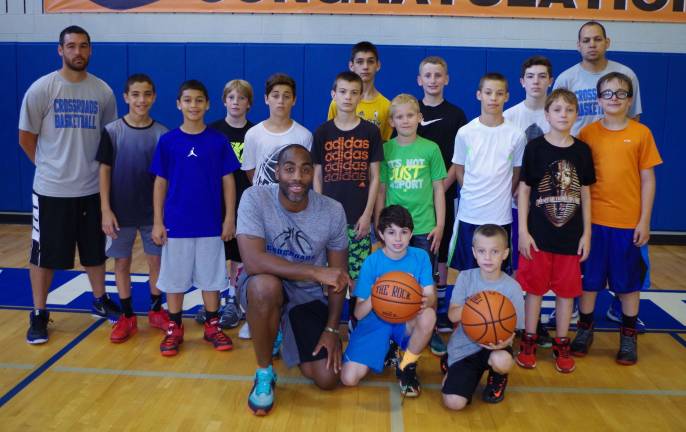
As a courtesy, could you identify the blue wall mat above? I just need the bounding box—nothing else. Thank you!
[0,44,22,211]
[4,41,686,232]
[88,43,128,117]
[302,44,350,131]
[185,44,245,125]
[128,43,186,129]
[243,44,305,127]
[428,47,488,121]
[15,43,61,211]
[656,55,686,231]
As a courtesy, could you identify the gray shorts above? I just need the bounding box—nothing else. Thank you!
[157,237,229,294]
[105,225,161,258]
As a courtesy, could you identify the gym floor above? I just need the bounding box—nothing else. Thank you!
[0,224,684,431]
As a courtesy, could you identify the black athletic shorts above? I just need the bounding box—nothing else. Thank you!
[438,192,456,263]
[442,346,513,402]
[288,300,332,364]
[224,238,242,263]
[30,192,106,269]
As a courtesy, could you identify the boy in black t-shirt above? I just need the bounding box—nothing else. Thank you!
[416,56,467,356]
[196,79,254,330]
[416,56,467,287]
[312,71,383,330]
[514,89,595,374]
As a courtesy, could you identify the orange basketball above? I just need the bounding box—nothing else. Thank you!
[461,290,517,345]
[371,271,423,324]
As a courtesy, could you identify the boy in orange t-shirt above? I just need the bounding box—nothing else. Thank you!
[572,72,662,365]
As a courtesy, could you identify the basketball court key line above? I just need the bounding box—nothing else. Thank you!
[0,318,105,408]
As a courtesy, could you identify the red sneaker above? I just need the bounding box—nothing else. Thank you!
[110,314,137,343]
[148,309,170,330]
[204,317,233,351]
[160,321,184,357]
[516,333,537,369]
[553,337,576,373]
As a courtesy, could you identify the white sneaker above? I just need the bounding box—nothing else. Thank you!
[239,322,251,340]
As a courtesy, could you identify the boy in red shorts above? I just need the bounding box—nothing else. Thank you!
[515,89,595,373]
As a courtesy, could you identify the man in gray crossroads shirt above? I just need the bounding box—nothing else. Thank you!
[18,26,118,344]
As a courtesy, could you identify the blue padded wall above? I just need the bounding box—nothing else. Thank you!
[3,42,684,231]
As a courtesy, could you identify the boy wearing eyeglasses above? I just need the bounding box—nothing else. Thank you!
[571,72,661,365]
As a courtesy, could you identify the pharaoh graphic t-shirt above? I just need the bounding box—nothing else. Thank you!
[520,136,596,255]
[311,119,383,224]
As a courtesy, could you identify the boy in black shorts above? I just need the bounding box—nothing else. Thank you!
[442,225,524,410]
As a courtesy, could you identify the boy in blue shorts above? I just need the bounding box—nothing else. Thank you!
[572,72,662,364]
[97,73,170,343]
[150,80,240,357]
[442,224,524,410]
[341,205,436,397]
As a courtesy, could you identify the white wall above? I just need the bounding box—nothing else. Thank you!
[1,0,685,53]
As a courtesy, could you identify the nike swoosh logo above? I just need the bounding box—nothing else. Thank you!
[420,118,443,126]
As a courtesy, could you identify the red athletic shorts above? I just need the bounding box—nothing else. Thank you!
[516,249,581,298]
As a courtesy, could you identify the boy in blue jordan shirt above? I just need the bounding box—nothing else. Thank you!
[341,205,437,397]
[150,80,240,357]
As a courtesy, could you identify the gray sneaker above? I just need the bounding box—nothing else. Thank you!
[219,296,242,329]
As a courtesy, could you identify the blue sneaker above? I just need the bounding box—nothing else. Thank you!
[92,294,121,323]
[248,366,277,416]
[27,310,50,344]
[430,330,447,356]
[272,330,283,358]
[606,296,646,334]
[548,304,579,326]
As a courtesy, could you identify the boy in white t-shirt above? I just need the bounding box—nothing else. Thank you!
[242,73,312,186]
[447,73,526,275]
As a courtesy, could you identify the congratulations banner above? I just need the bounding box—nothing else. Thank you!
[44,0,685,23]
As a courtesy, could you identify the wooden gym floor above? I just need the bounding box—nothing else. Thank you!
[0,224,685,431]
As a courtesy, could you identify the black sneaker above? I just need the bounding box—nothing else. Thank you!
[27,310,50,344]
[384,340,400,369]
[436,314,453,333]
[92,294,121,323]
[482,370,508,403]
[570,321,594,357]
[536,320,553,348]
[397,362,421,397]
[616,326,638,365]
[439,353,448,375]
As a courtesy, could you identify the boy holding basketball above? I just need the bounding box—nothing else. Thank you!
[150,79,240,357]
[328,41,392,141]
[442,224,524,410]
[341,205,436,397]
[97,73,170,343]
[515,89,595,374]
[571,72,661,365]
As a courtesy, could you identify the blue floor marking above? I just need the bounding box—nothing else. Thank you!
[0,318,105,408]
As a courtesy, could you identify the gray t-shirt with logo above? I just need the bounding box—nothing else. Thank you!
[237,184,348,367]
[553,60,642,136]
[447,268,525,366]
[19,71,117,197]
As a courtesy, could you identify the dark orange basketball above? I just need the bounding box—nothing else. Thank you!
[461,290,517,345]
[371,271,423,324]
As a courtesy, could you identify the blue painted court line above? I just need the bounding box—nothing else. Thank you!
[669,332,686,349]
[0,318,105,408]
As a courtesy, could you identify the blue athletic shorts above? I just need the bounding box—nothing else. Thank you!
[448,219,512,274]
[582,224,647,294]
[343,314,410,373]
